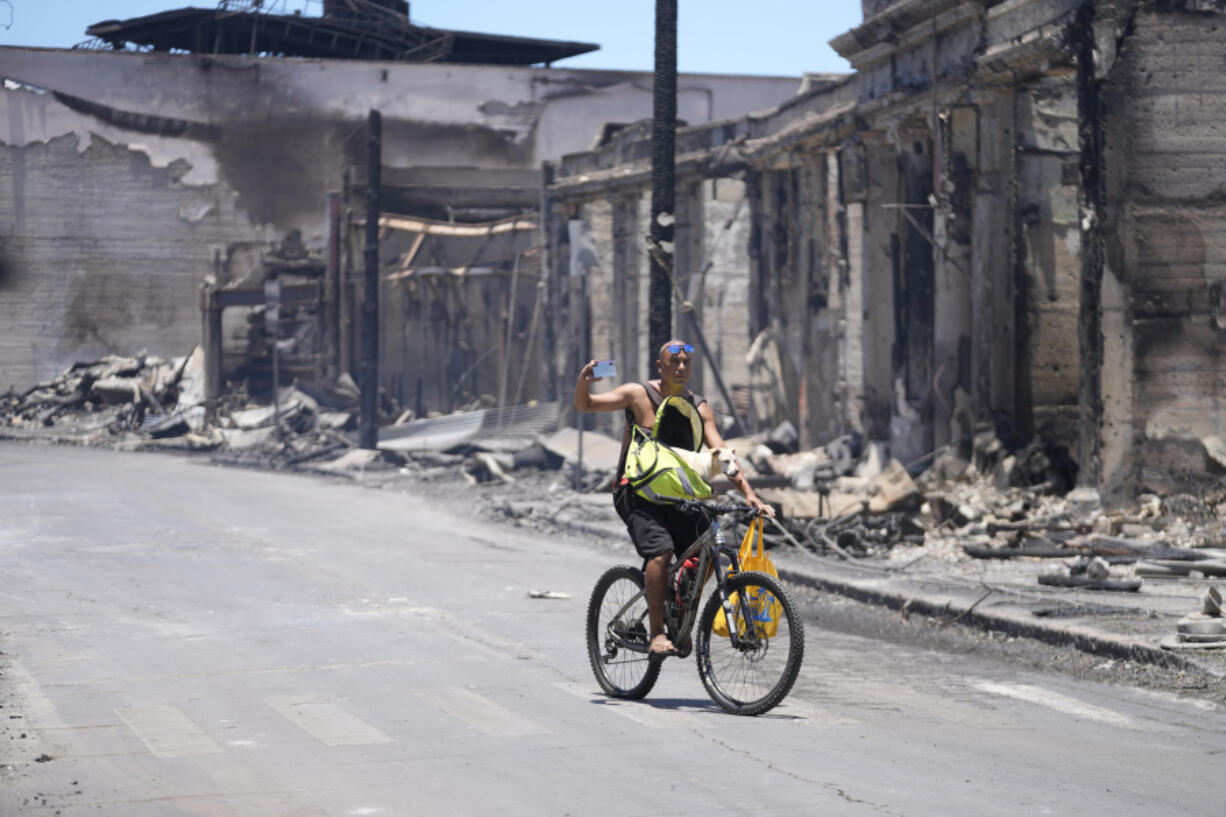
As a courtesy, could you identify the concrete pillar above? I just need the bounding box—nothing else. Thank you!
[201,282,222,420]
[1099,264,1133,498]
[745,169,769,342]
[933,107,976,458]
[541,163,568,415]
[612,194,641,384]
[970,91,1017,438]
[583,198,617,437]
[842,196,866,434]
[796,154,837,448]
[701,177,752,413]
[636,191,653,378]
[1013,81,1083,452]
[674,180,705,395]
[830,148,864,435]
[859,134,898,440]
[585,199,616,362]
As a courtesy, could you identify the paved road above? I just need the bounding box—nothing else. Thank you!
[1,444,1222,816]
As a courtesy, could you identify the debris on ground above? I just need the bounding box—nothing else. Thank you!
[9,352,1226,604]
[527,590,572,600]
[1,348,380,471]
[712,419,1226,602]
[1,348,569,478]
[1162,585,1226,651]
[2,348,214,448]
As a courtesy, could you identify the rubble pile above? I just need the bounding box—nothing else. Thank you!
[1,348,212,446]
[1,347,567,478]
[207,383,365,470]
[699,421,1226,597]
[425,414,1226,594]
[0,348,379,471]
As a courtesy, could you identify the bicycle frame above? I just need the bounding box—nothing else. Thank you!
[603,507,758,655]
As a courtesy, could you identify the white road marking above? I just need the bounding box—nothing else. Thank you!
[347,602,538,661]
[972,680,1137,729]
[264,696,394,746]
[551,682,707,729]
[768,697,861,727]
[413,687,550,736]
[1129,686,1222,713]
[115,704,224,758]
[814,676,1015,730]
[444,618,539,661]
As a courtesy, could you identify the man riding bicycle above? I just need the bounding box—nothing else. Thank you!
[574,340,775,657]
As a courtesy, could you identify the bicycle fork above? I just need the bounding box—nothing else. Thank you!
[710,522,745,641]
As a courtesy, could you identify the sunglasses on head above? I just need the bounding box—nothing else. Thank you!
[665,343,695,355]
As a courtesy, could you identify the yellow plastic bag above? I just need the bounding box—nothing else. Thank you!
[712,517,784,638]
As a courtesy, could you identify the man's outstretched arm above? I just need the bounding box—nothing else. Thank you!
[573,360,636,413]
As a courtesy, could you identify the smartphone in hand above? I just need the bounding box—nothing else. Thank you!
[592,360,617,380]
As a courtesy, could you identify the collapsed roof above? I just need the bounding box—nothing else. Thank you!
[82,0,599,66]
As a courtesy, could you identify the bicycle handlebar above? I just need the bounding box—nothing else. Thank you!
[676,499,766,519]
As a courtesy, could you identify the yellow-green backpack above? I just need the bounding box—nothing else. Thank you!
[623,391,713,504]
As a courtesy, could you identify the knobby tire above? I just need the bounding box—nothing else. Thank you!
[586,565,662,700]
[696,570,804,715]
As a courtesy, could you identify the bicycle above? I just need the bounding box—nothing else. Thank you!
[584,500,805,716]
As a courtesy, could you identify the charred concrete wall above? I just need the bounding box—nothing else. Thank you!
[0,91,270,391]
[0,46,799,393]
[545,0,1090,471]
[1096,1,1226,497]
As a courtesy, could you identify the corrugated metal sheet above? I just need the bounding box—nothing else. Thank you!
[377,401,559,452]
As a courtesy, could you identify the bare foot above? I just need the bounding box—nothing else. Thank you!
[648,634,677,655]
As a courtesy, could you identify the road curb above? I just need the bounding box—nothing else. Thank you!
[775,562,1225,678]
[537,505,1225,678]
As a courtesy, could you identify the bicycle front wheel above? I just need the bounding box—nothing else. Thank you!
[586,565,662,700]
[696,571,804,715]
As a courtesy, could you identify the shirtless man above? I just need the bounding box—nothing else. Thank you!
[574,340,774,655]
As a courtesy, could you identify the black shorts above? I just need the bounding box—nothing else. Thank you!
[613,483,710,561]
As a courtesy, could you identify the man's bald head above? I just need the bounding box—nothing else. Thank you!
[656,340,694,391]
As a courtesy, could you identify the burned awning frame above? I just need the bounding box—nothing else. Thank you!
[83,5,598,66]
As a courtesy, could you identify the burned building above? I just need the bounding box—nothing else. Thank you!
[543,0,1226,503]
[0,1,800,413]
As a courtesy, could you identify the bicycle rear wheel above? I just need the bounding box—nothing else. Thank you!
[586,565,662,699]
[696,571,804,715]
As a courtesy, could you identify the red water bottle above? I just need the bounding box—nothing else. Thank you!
[674,556,700,607]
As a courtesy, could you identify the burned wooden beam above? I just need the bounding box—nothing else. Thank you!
[359,109,382,450]
[1037,575,1142,592]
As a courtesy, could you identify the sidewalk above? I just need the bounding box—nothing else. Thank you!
[774,545,1226,678]
[533,487,1226,680]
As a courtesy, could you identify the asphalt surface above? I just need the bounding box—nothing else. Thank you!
[2,442,1225,817]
